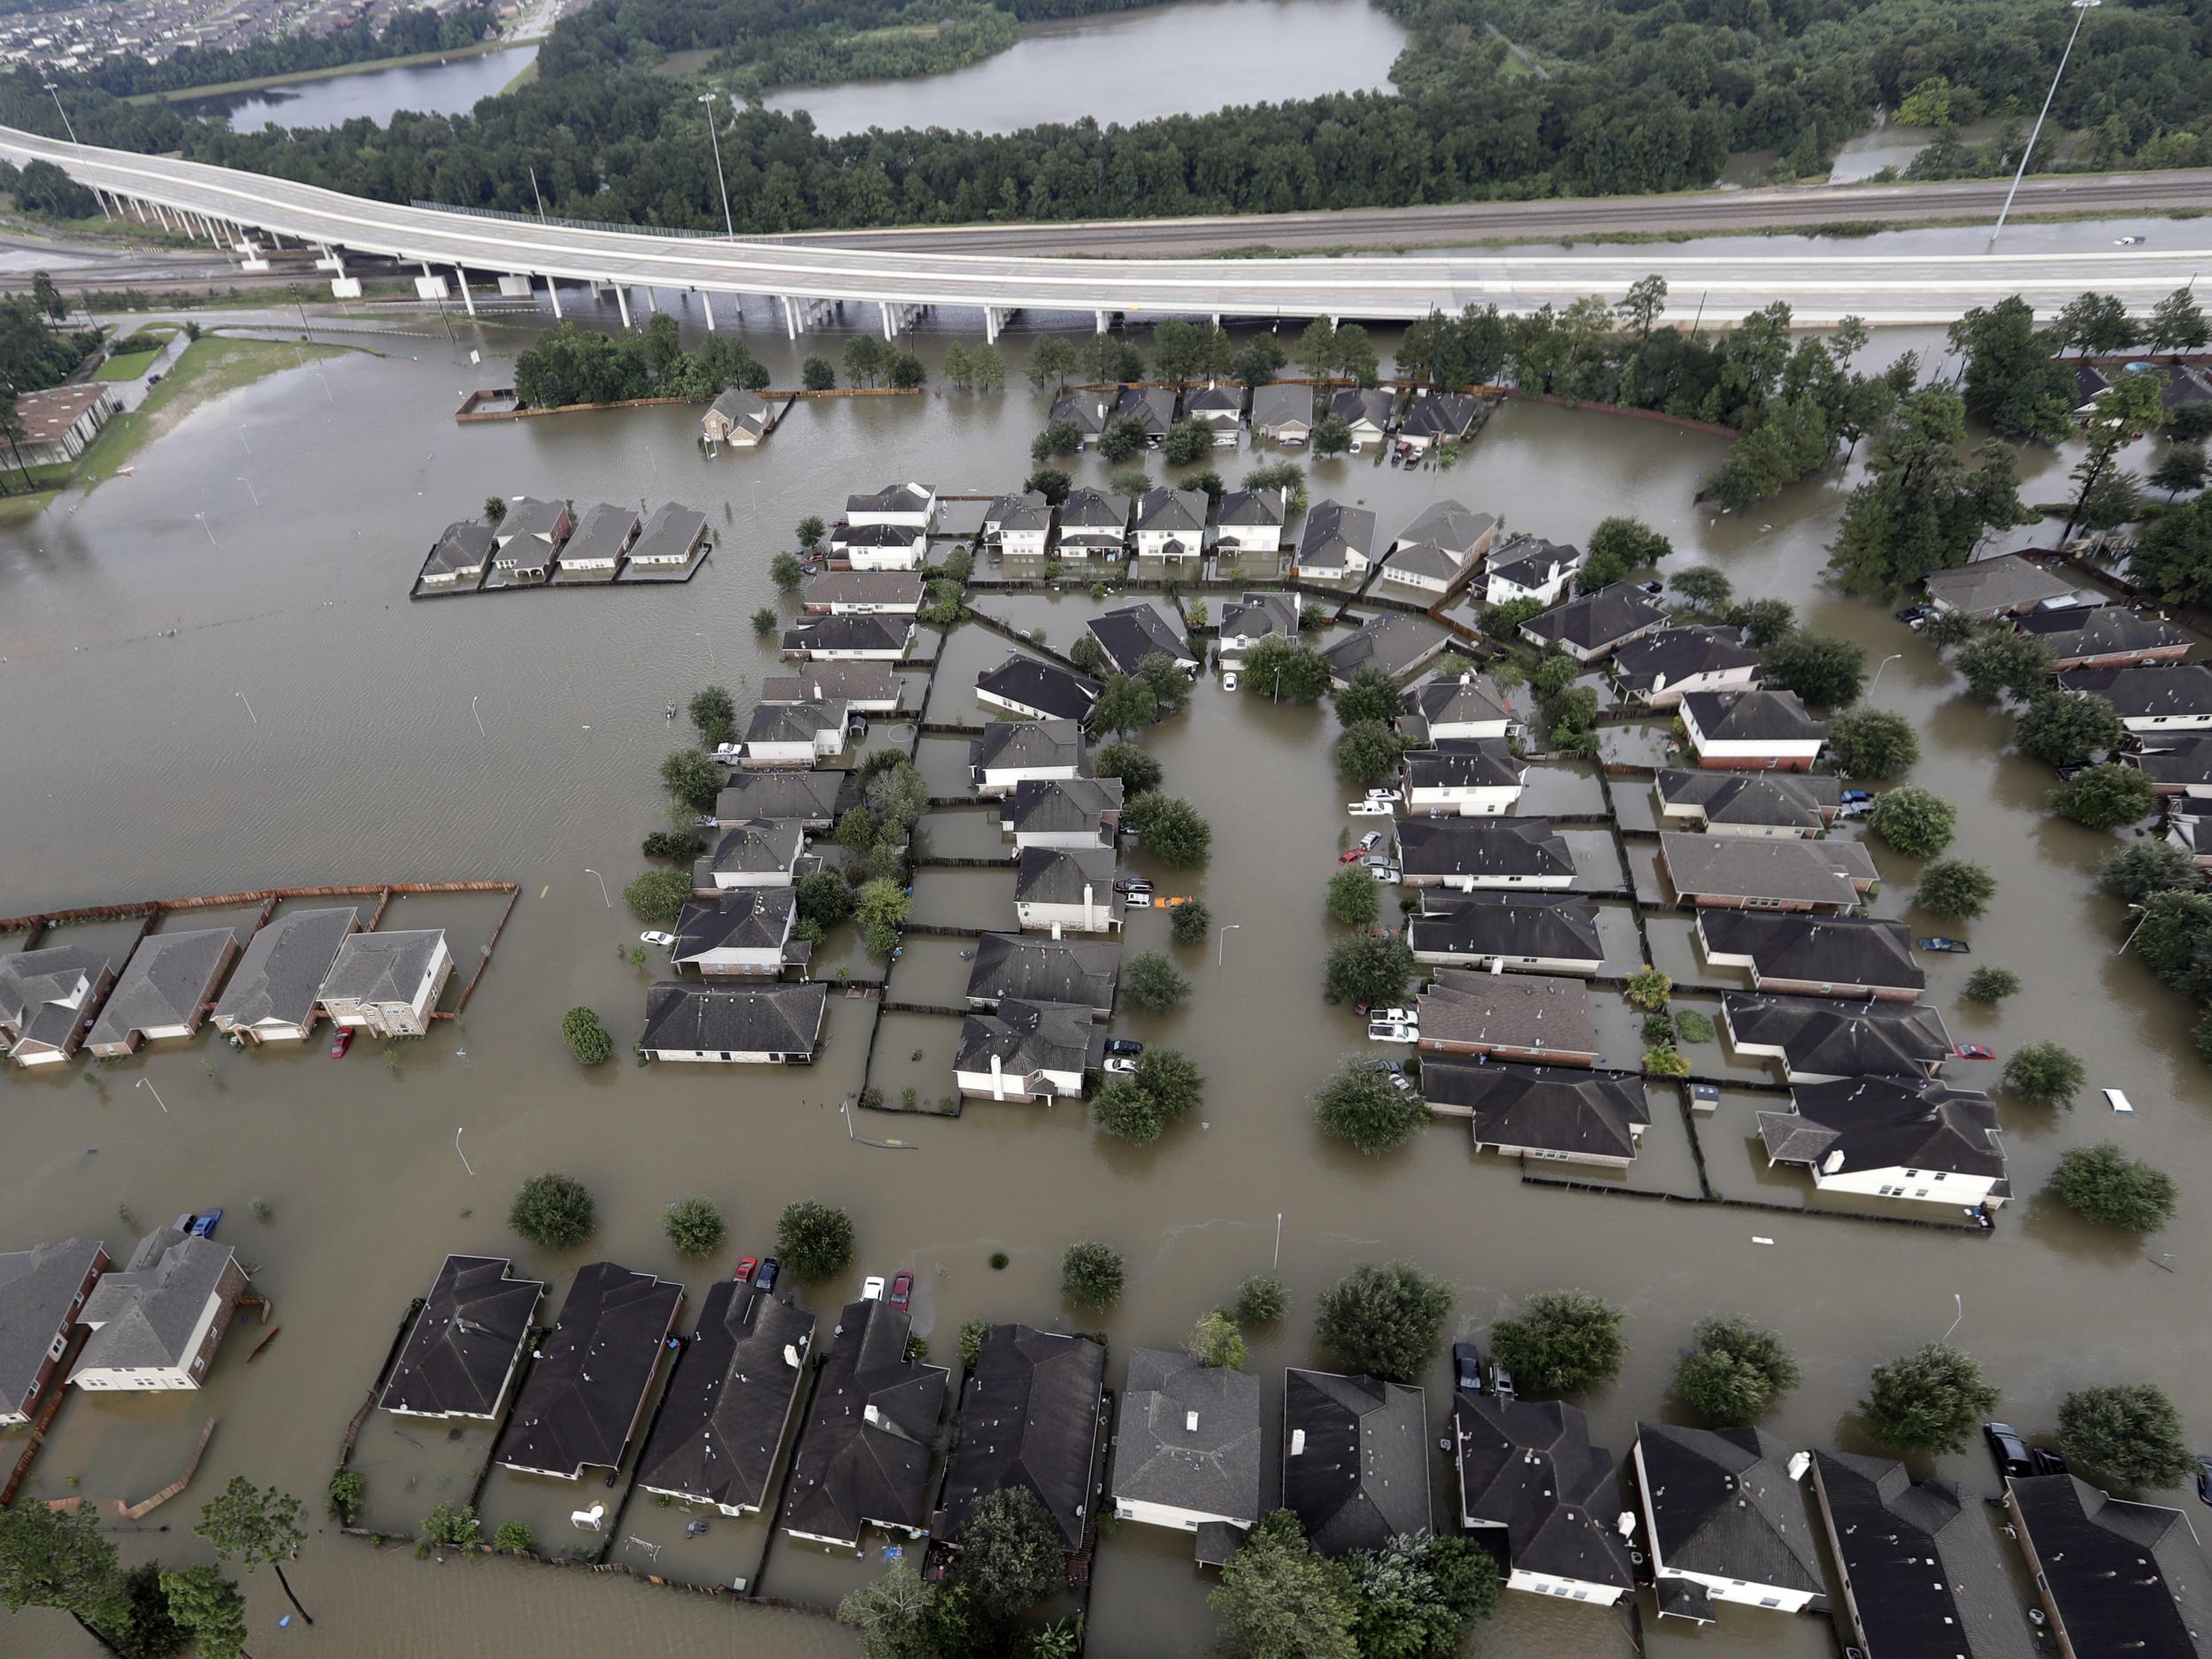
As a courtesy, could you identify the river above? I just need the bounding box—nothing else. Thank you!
[764,0,1409,137]
[189,44,538,132]
[1,267,2206,1657]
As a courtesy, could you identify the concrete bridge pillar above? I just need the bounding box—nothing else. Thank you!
[614,283,632,330]
[700,291,715,331]
[544,275,563,319]
[644,287,657,315]
[983,306,1001,345]
[780,296,795,340]
[1094,310,1109,334]
[455,267,476,317]
[880,300,897,341]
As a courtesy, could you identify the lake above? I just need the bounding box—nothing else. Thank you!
[194,44,538,131]
[765,0,1409,137]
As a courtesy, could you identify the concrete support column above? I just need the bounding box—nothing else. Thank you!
[880,299,896,342]
[645,288,657,314]
[545,275,562,319]
[455,267,475,317]
[780,296,796,341]
[701,291,715,331]
[983,306,1000,345]
[1094,310,1109,334]
[127,196,145,224]
[614,283,632,330]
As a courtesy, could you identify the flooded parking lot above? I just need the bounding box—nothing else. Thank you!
[1,299,2208,1659]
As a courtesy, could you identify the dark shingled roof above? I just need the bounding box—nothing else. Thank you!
[0,1239,104,1414]
[1417,971,1599,1059]
[635,1280,817,1512]
[1283,1369,1431,1557]
[1423,1059,1649,1161]
[1219,591,1298,645]
[495,1262,683,1479]
[801,571,926,609]
[1087,604,1196,676]
[1399,392,1478,439]
[1409,892,1606,966]
[1217,492,1286,528]
[1297,500,1378,570]
[2017,604,2190,664]
[1015,845,1117,906]
[743,699,845,748]
[1135,486,1208,535]
[1112,1347,1263,1527]
[1397,817,1574,882]
[1332,387,1396,430]
[1322,611,1450,681]
[972,718,1086,778]
[1003,776,1124,839]
[1486,535,1581,589]
[424,520,495,576]
[640,981,826,1057]
[986,490,1053,534]
[1724,992,1954,1079]
[1612,626,1760,697]
[1406,674,1512,731]
[672,890,797,964]
[560,503,638,564]
[1696,910,1924,995]
[215,908,356,1031]
[762,663,902,708]
[1814,1450,2040,1659]
[1394,499,1491,555]
[1923,555,2078,617]
[380,1255,545,1417]
[2139,736,2212,788]
[1761,1078,2007,1186]
[714,772,843,826]
[73,1229,238,1376]
[692,819,806,884]
[2058,664,2212,719]
[1657,769,1838,832]
[1059,487,1133,532]
[1682,688,1826,747]
[846,482,933,515]
[966,933,1119,1010]
[978,657,1102,722]
[941,1325,1108,1552]
[1454,1391,1635,1591]
[2008,1473,2212,1659]
[956,998,1105,1079]
[1520,583,1667,653]
[782,615,911,657]
[86,927,234,1050]
[1402,739,1524,793]
[1638,1422,1822,1594]
[781,1298,948,1545]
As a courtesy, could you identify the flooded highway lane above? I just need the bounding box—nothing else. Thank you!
[1,306,2206,1659]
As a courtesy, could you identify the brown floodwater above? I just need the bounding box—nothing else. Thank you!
[2,300,2205,1659]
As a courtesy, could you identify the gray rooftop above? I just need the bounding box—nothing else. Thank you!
[1761,1077,2005,1184]
[715,772,843,825]
[1661,834,1862,906]
[641,980,826,1056]
[1638,1421,1822,1595]
[956,998,1104,1079]
[1924,554,2078,615]
[379,1254,545,1417]
[972,718,1086,777]
[1251,383,1314,428]
[73,1228,237,1376]
[1015,845,1118,906]
[319,929,445,1008]
[631,502,710,563]
[1283,1369,1430,1557]
[1393,498,1492,556]
[561,502,639,564]
[215,908,357,1031]
[0,1239,104,1413]
[0,945,113,1051]
[967,933,1120,1010]
[1113,1347,1263,1528]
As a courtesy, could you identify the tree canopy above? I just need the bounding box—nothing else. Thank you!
[1315,1261,1454,1385]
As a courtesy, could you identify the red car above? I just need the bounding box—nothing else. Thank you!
[1337,846,1367,864]
[327,1029,353,1058]
[733,1256,758,1283]
[888,1271,913,1310]
[1955,1043,1995,1060]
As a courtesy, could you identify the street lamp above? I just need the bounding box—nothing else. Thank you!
[136,1077,168,1114]
[41,82,78,146]
[584,868,610,907]
[697,93,734,238]
[236,475,258,508]
[455,1126,474,1177]
[1941,1292,1963,1343]
[1217,922,1241,968]
[2116,900,2150,957]
[1988,0,2102,252]
[1869,652,1903,690]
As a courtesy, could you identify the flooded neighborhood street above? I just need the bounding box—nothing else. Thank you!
[3,283,2208,1659]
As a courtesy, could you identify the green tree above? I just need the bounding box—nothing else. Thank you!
[751,607,779,637]
[2056,291,2136,357]
[844,335,887,388]
[1955,630,2055,702]
[1315,1261,1454,1384]
[2131,493,2212,606]
[1124,793,1212,865]
[31,270,65,322]
[1311,414,1354,457]
[1623,965,1671,1011]
[1761,630,1865,708]
[1325,864,1380,926]
[660,748,723,811]
[1324,932,1415,1007]
[624,868,693,926]
[1026,334,1079,391]
[2099,838,2205,903]
[2050,1142,2178,1232]
[0,1502,129,1651]
[1671,566,1733,615]
[1347,1533,1501,1659]
[951,1486,1063,1617]
[838,1566,982,1659]
[801,357,835,392]
[1236,1274,1288,1324]
[1061,1240,1125,1308]
[1869,786,1958,857]
[855,877,910,954]
[1962,965,2022,1002]
[2016,690,2124,766]
[1187,1310,1248,1371]
[1863,1343,2001,1454]
[2051,764,2157,829]
[2057,1384,2196,1489]
[1164,418,1215,465]
[1124,950,1191,1013]
[776,1199,856,1279]
[1092,740,1163,795]
[1032,416,1084,461]
[1230,334,1288,389]
[1334,719,1408,787]
[795,869,856,928]
[1826,707,1920,779]
[1242,635,1333,702]
[769,551,804,592]
[1674,1315,1801,1426]
[2003,1041,2085,1108]
[663,1196,726,1256]
[561,1006,613,1066]
[509,1171,595,1248]
[1099,415,1150,463]
[419,1502,481,1553]
[112,1562,188,1659]
[1948,296,2075,442]
[1828,388,2032,595]
[1170,897,1212,946]
[1091,673,1157,737]
[1490,1290,1626,1396]
[1618,274,1668,336]
[1582,515,1672,588]
[688,683,737,743]
[494,1523,534,1555]
[885,350,926,389]
[1314,1056,1431,1156]
[326,1468,365,1523]
[197,1476,313,1624]
[2149,287,2211,354]
[1915,857,1997,919]
[1068,634,1108,673]
[1726,597,1798,649]
[1210,1511,1359,1659]
[1333,664,1403,728]
[159,1567,248,1659]
[2150,443,2207,500]
[2066,370,2168,539]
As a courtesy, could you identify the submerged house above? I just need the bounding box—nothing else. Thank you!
[1454,1391,1635,1605]
[937,1325,1108,1559]
[71,1228,249,1394]
[380,1254,546,1421]
[1633,1422,1823,1624]
[1111,1347,1263,1559]
[211,907,357,1044]
[0,945,119,1066]
[1758,1078,2008,1210]
[671,890,805,979]
[635,1279,816,1517]
[954,998,1102,1102]
[639,981,827,1064]
[780,1297,949,1549]
[702,388,777,447]
[0,1239,109,1426]
[1423,1059,1650,1167]
[1282,1368,1430,1557]
[317,928,454,1039]
[494,1262,684,1480]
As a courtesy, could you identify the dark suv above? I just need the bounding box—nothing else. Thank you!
[1983,1422,2034,1480]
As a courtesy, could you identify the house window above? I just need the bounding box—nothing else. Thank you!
[47,1333,67,1361]
[1759,1598,1780,1609]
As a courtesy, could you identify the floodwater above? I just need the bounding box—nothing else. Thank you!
[192,45,539,131]
[764,0,1408,137]
[2,295,2208,1659]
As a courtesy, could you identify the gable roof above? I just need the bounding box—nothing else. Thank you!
[495,1262,683,1478]
[497,495,568,546]
[1217,489,1286,527]
[1113,1347,1263,1525]
[1297,500,1377,568]
[1321,611,1449,681]
[1394,499,1492,556]
[2136,734,2212,788]
[2008,1474,2212,1659]
[801,571,927,608]
[762,663,902,708]
[0,1239,105,1409]
[1924,555,2078,615]
[978,657,1102,722]
[1638,1421,1822,1594]
[1135,487,1207,535]
[1409,892,1605,964]
[636,1280,817,1512]
[846,482,934,515]
[1250,383,1314,428]
[782,615,911,655]
[707,388,772,433]
[1684,689,1826,747]
[1697,910,1924,995]
[1005,776,1125,837]
[1424,1059,1649,1160]
[1283,1369,1431,1556]
[1762,1077,2006,1184]
[1521,582,1667,651]
[956,998,1104,1079]
[1381,541,1471,585]
[2017,604,2189,661]
[1418,970,1598,1056]
[1059,487,1132,531]
[967,933,1120,1010]
[1114,385,1176,435]
[693,818,806,881]
[941,1325,1107,1551]
[1613,626,1759,695]
[1454,1391,1635,1590]
[1332,387,1395,429]
[781,1298,948,1543]
[319,929,444,1007]
[1487,535,1582,588]
[1187,381,1243,415]
[563,502,639,563]
[1399,392,1478,439]
[1813,1451,2040,1659]
[380,1254,545,1417]
[1408,673,1512,730]
[86,928,233,1049]
[972,718,1086,776]
[1087,603,1198,675]
[1048,393,1112,435]
[1397,816,1574,882]
[1656,769,1838,831]
[1219,590,1298,643]
[633,503,709,562]
[743,699,846,747]
[715,772,843,826]
[986,491,1053,533]
[1402,739,1525,794]
[2058,664,2212,719]
[1015,846,1117,905]
[73,1229,236,1375]
[1661,834,1862,906]
[215,908,356,1030]
[641,981,826,1056]
[425,520,496,576]
[1724,992,1954,1077]
[672,890,797,962]
[830,522,928,551]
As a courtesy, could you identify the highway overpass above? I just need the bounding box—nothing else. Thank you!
[7,124,2210,338]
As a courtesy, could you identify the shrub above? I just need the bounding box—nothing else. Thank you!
[1915,858,1996,919]
[775,1200,856,1279]
[1061,1240,1125,1308]
[641,829,708,862]
[1623,966,1671,1011]
[1955,630,2055,702]
[1863,1344,2001,1453]
[561,1006,612,1066]
[1324,933,1415,1007]
[2051,764,2157,830]
[1315,1261,1453,1384]
[326,1467,365,1521]
[1334,719,1408,787]
[1962,966,2021,1002]
[2057,1382,2198,1488]
[624,868,694,925]
[1235,1273,1288,1324]
[1092,740,1164,795]
[509,1173,595,1249]
[1169,897,1211,945]
[751,607,779,637]
[1092,1048,1204,1145]
[1124,950,1192,1012]
[1824,706,1920,779]
[663,1196,726,1257]
[958,1319,987,1366]
[1325,864,1380,926]
[1333,665,1402,729]
[2003,1041,2085,1109]
[855,878,910,955]
[794,869,856,928]
[1187,1310,1248,1370]
[1642,1041,1689,1077]
[1868,786,1958,857]
[1674,1315,1801,1425]
[2098,839,2204,903]
[494,1523,534,1555]
[419,1502,482,1553]
[659,748,723,811]
[2049,1142,2179,1231]
[2016,689,2124,766]
[1124,794,1212,865]
[1314,1056,1432,1156]
[1491,1290,1626,1396]
[1675,1010,1716,1042]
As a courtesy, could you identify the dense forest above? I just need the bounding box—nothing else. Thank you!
[73,6,502,100]
[18,0,2212,234]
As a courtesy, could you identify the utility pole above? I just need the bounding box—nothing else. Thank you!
[1988,0,2101,252]
[698,93,734,237]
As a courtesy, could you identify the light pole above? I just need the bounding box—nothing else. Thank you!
[584,867,610,907]
[235,689,257,726]
[1272,1210,1283,1272]
[196,511,217,549]
[41,82,79,146]
[1988,0,2101,252]
[697,93,734,237]
[471,695,485,736]
[238,424,252,458]
[236,475,258,508]
[1217,922,1241,968]
[137,1077,168,1114]
[1869,652,1903,690]
[2116,901,2150,956]
[455,1127,474,1177]
[1940,1292,1963,1344]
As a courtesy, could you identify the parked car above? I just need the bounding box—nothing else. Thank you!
[1367,1020,1419,1043]
[756,1256,780,1294]
[1222,672,1240,691]
[1347,801,1394,817]
[1338,846,1368,864]
[1371,864,1402,885]
[1102,1037,1145,1056]
[2194,1452,2212,1506]
[1983,1422,2035,1481]
[711,742,744,765]
[1358,830,1385,852]
[1839,789,1875,805]
[327,1028,353,1058]
[1488,1360,1516,1401]
[1893,603,1931,624]
[888,1272,913,1310]
[733,1256,757,1283]
[1837,801,1871,820]
[1453,1340,1486,1394]
[172,1210,222,1240]
[1918,937,1971,954]
[1368,1057,1404,1075]
[1955,1043,1995,1060]
[1364,787,1401,802]
[2031,1446,2069,1477]
[1113,878,1153,896]
[1103,1056,1139,1075]
[862,1276,887,1302]
[1371,1008,1416,1024]
[641,931,675,948]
